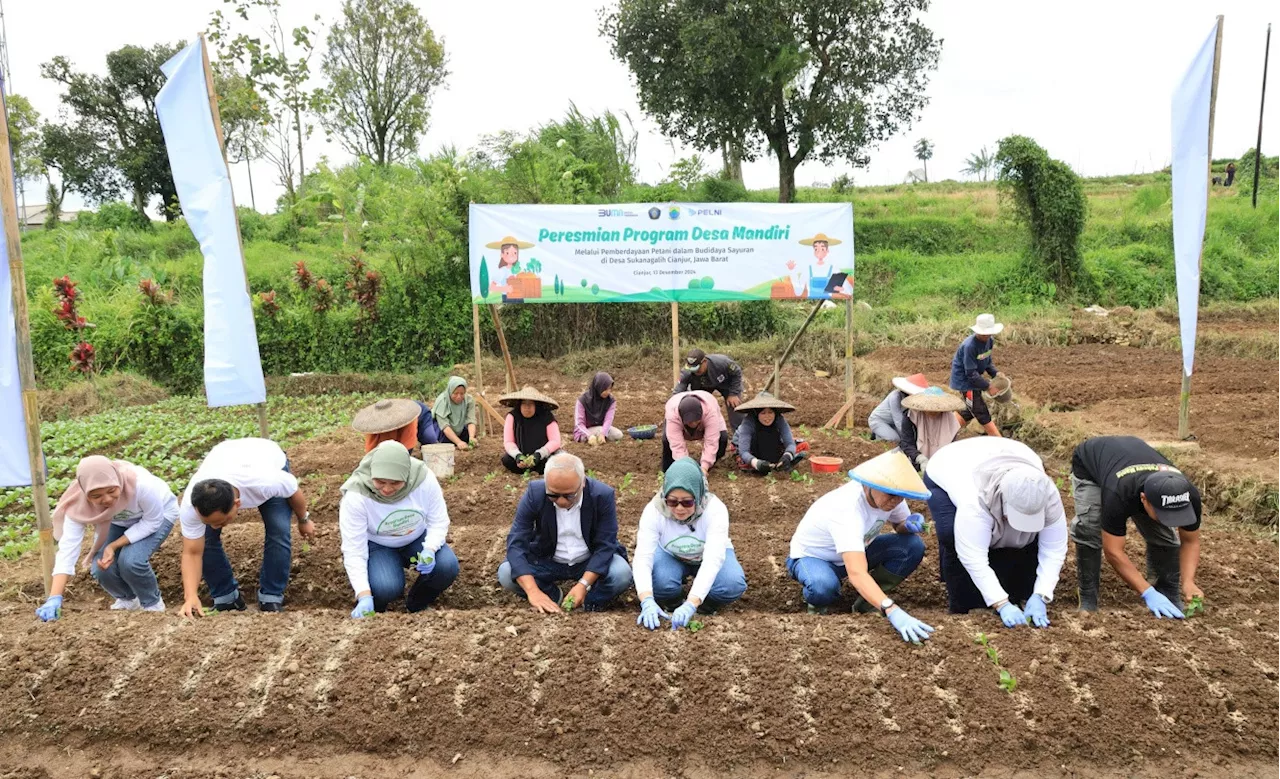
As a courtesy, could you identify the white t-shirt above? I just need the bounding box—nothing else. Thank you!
[789,479,908,563]
[53,465,178,577]
[633,494,734,603]
[339,470,450,595]
[552,494,589,565]
[925,437,1068,605]
[179,438,298,540]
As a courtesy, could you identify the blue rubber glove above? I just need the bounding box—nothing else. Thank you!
[1024,594,1050,628]
[414,553,436,576]
[670,601,698,630]
[997,601,1026,628]
[636,597,669,631]
[886,607,934,643]
[1141,586,1185,619]
[903,513,926,534]
[351,595,375,619]
[36,595,63,622]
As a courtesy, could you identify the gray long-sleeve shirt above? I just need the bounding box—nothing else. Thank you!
[673,353,745,398]
[867,390,907,443]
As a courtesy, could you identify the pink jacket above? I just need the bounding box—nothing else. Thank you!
[573,399,618,441]
[664,391,725,471]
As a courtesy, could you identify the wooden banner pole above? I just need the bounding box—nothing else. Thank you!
[487,304,517,391]
[1252,24,1271,209]
[472,304,485,437]
[845,295,855,428]
[0,84,55,595]
[764,299,824,395]
[671,302,680,388]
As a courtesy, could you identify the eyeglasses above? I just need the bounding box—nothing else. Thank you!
[664,497,696,509]
[546,490,579,502]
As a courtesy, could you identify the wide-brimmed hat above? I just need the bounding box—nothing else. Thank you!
[484,235,535,250]
[970,313,1004,335]
[352,398,421,434]
[499,386,559,410]
[892,373,929,395]
[902,386,966,413]
[848,450,931,500]
[798,232,843,247]
[735,392,796,414]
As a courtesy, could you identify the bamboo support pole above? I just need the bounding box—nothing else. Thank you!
[472,304,485,437]
[671,303,680,388]
[764,299,824,395]
[487,304,516,391]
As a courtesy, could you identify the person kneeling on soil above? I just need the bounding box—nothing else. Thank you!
[351,398,445,454]
[498,453,632,613]
[432,376,478,452]
[1070,436,1203,619]
[867,373,927,444]
[899,387,964,473]
[340,442,459,617]
[924,437,1066,628]
[574,372,624,444]
[785,450,934,643]
[950,314,1007,439]
[36,457,179,621]
[633,458,747,630]
[178,438,315,617]
[734,393,809,474]
[663,391,728,474]
[500,387,563,475]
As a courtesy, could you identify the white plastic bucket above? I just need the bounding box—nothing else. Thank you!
[421,443,456,479]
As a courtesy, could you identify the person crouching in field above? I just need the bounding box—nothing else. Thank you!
[924,437,1066,628]
[432,376,477,452]
[663,391,728,474]
[36,457,178,621]
[178,438,314,617]
[340,441,458,617]
[786,450,934,643]
[899,387,964,473]
[574,372,624,445]
[734,392,808,474]
[950,314,1007,439]
[500,386,563,474]
[633,458,746,631]
[1070,436,1203,619]
[351,398,445,454]
[868,373,927,445]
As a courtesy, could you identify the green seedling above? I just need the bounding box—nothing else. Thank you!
[483,471,496,483]
[518,455,537,469]
[620,473,634,492]
[1185,594,1205,617]
[726,471,738,482]
[998,669,1018,693]
[521,470,533,482]
[201,607,216,616]
[764,473,777,485]
[985,645,1000,665]
[301,542,311,554]
[687,620,705,633]
[974,632,989,647]
[561,594,576,612]
[410,551,434,568]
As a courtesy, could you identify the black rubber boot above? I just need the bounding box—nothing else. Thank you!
[852,566,905,614]
[1076,545,1101,612]
[1146,544,1182,604]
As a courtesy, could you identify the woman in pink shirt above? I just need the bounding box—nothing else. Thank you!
[500,386,563,474]
[574,372,623,444]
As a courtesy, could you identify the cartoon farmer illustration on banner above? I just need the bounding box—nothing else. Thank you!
[788,232,851,301]
[485,234,538,302]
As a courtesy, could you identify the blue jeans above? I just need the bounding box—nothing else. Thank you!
[650,547,746,609]
[786,533,926,607]
[203,462,295,606]
[367,534,459,612]
[497,554,633,609]
[90,519,174,607]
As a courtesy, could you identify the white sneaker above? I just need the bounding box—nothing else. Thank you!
[142,597,166,613]
[110,598,141,611]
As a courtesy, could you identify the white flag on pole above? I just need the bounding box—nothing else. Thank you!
[156,39,266,408]
[1170,22,1218,378]
[0,73,33,488]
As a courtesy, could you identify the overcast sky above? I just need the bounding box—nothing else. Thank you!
[6,0,1277,213]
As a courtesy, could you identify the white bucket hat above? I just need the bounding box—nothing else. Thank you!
[971,314,1004,336]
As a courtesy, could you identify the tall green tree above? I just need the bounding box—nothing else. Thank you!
[913,137,934,182]
[3,94,42,223]
[962,145,993,182]
[320,0,448,166]
[214,67,271,210]
[39,42,183,219]
[603,0,941,202]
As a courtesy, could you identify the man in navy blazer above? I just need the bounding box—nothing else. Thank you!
[498,452,633,613]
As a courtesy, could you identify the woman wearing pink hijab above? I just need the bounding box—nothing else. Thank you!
[36,456,178,621]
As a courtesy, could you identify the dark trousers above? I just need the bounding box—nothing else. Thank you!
[958,389,992,426]
[925,473,1038,613]
[662,430,729,471]
[501,453,547,474]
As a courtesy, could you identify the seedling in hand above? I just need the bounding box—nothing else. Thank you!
[1184,594,1205,617]
[561,594,576,612]
[687,620,705,633]
[998,669,1018,693]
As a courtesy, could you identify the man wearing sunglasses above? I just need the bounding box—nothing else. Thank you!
[497,452,632,614]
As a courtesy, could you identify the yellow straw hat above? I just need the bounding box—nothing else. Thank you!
[498,386,560,410]
[351,398,421,434]
[847,450,931,500]
[484,235,535,250]
[798,232,843,247]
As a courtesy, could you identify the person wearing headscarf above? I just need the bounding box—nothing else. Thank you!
[868,373,928,444]
[573,372,623,444]
[924,437,1067,628]
[633,458,746,630]
[662,390,727,473]
[786,450,933,643]
[734,392,808,474]
[352,398,444,454]
[36,457,179,621]
[899,387,964,472]
[339,441,459,617]
[500,386,563,474]
[432,376,477,451]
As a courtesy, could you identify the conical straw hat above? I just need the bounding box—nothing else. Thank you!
[352,398,421,434]
[734,392,796,414]
[484,235,535,250]
[848,450,931,500]
[499,385,560,410]
[902,387,966,413]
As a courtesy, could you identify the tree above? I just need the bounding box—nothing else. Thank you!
[603,0,941,202]
[4,94,41,225]
[214,67,271,209]
[39,42,183,219]
[962,145,994,182]
[666,155,707,190]
[913,138,934,182]
[320,0,448,166]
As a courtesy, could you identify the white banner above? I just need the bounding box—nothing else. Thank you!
[157,39,266,407]
[0,74,32,488]
[468,202,854,303]
[1171,21,1218,378]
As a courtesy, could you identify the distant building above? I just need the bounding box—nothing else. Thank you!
[18,204,80,228]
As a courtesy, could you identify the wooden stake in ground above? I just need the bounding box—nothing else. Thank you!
[473,392,506,429]
[1252,24,1271,210]
[845,295,855,428]
[487,304,517,391]
[472,304,485,437]
[0,83,56,595]
[764,299,825,395]
[1179,15,1224,441]
[671,302,680,388]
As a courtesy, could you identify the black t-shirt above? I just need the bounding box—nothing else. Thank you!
[1072,436,1202,536]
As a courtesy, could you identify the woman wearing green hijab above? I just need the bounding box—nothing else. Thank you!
[632,457,746,630]
[432,376,477,452]
[339,441,459,616]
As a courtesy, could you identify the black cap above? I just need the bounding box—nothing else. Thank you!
[685,348,707,368]
[1143,471,1197,528]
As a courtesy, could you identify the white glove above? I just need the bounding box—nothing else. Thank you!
[915,453,929,471]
